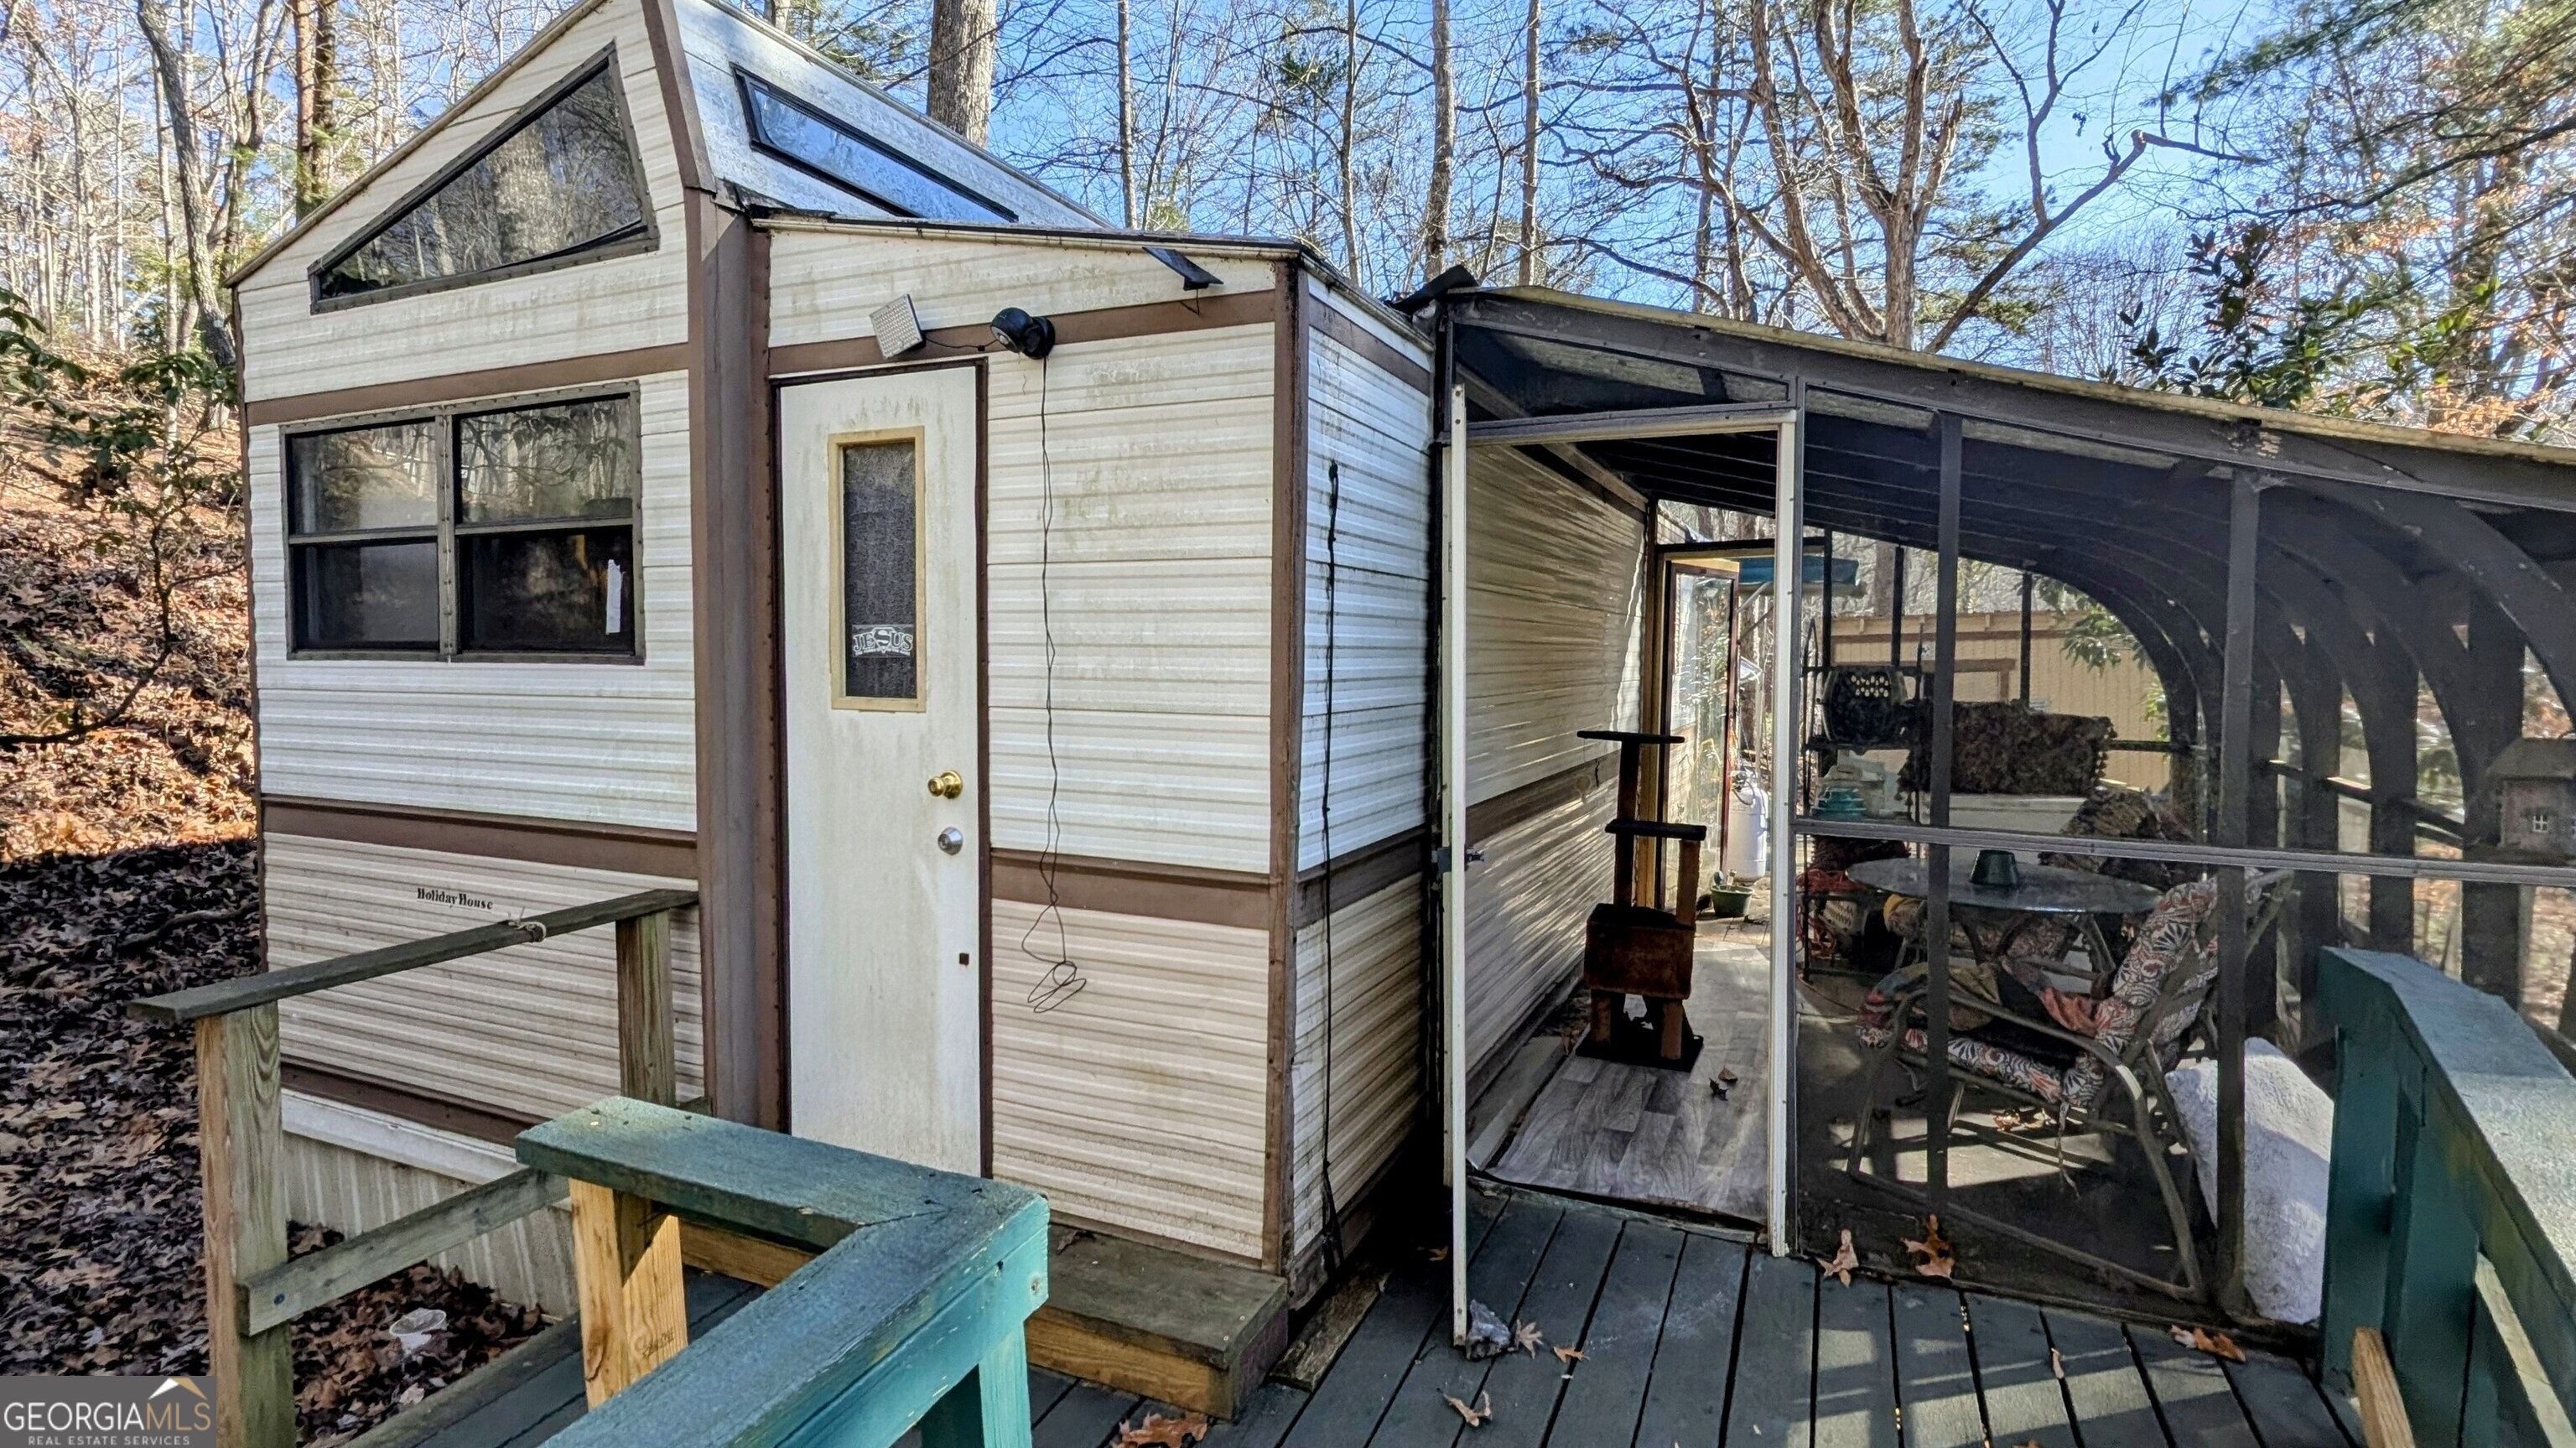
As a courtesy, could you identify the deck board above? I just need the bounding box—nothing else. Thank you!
[1545,1221,1684,1448]
[1727,1248,1820,1446]
[411,1195,2356,1448]
[1962,1295,2078,1448]
[1890,1284,1982,1448]
[2128,1323,2262,1448]
[2044,1310,2169,1448]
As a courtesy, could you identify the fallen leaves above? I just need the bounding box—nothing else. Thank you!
[1114,1409,1210,1446]
[2049,1347,2065,1379]
[1991,1106,2053,1133]
[1819,1229,1858,1285]
[1512,1320,1545,1355]
[1903,1216,1956,1280]
[2169,1325,2246,1362]
[1553,1344,1586,1364]
[1444,1389,1493,1427]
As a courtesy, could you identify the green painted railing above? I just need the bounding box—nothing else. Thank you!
[2317,948,2576,1448]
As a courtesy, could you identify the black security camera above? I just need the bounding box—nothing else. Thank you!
[989,307,1056,359]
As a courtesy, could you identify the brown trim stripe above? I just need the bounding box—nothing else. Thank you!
[1308,291,1433,396]
[989,849,1270,932]
[280,1063,541,1145]
[243,342,691,427]
[1466,752,1618,846]
[262,796,698,878]
[1290,827,1428,929]
[1264,258,1312,1274]
[766,289,1276,377]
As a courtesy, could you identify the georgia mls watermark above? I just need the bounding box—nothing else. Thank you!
[0,1376,215,1447]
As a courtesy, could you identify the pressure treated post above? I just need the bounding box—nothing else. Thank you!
[196,1004,293,1448]
[569,1178,688,1405]
[616,910,678,1107]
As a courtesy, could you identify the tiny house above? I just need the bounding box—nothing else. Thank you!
[235,0,1483,1316]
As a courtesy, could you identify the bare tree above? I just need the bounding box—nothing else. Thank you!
[1516,0,1539,283]
[133,0,231,366]
[291,0,339,215]
[927,0,997,143]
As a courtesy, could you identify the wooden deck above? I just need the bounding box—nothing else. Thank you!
[399,1188,2356,1448]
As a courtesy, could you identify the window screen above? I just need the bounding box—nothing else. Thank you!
[739,73,1015,225]
[841,439,919,702]
[314,63,648,302]
[283,392,641,659]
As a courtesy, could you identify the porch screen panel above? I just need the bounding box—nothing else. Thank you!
[840,439,919,703]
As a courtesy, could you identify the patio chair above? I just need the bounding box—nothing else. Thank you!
[1846,870,2290,1299]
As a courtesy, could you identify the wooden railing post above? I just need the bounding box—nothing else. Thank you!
[616,909,677,1108]
[568,1179,688,1406]
[196,1004,293,1448]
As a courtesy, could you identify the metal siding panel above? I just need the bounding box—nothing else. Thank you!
[263,834,705,1123]
[1465,785,1616,1078]
[989,900,1270,1259]
[278,1131,578,1316]
[766,231,1275,349]
[983,328,1277,873]
[1300,326,1435,870]
[1288,874,1423,1251]
[248,373,699,831]
[236,0,689,403]
[1467,447,1646,802]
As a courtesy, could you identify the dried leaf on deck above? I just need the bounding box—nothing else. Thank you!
[1115,1410,1210,1447]
[2049,1347,2064,1379]
[1444,1390,1493,1427]
[2169,1325,2246,1362]
[1818,1229,1858,1285]
[1903,1215,1955,1279]
[1553,1345,1586,1363]
[1512,1320,1545,1355]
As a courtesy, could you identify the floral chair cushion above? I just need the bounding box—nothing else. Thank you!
[1857,877,2218,1111]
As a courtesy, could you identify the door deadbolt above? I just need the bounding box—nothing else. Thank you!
[937,827,965,854]
[927,771,964,799]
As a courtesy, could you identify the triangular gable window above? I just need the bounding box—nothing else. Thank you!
[314,55,652,305]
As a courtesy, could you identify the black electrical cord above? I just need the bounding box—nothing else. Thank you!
[1022,355,1085,1013]
[1318,459,1345,1274]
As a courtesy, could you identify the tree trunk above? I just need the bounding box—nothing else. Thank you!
[1424,0,1453,280]
[136,0,234,368]
[1115,0,1135,228]
[293,0,339,215]
[926,0,996,145]
[1337,0,1359,277]
[1517,0,1541,285]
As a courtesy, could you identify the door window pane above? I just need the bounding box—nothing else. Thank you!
[739,74,1015,225]
[841,439,917,701]
[459,527,636,652]
[293,540,440,649]
[289,421,439,533]
[316,65,648,300]
[457,397,637,523]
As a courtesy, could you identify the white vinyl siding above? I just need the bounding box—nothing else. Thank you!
[1460,446,1644,1079]
[1299,301,1434,870]
[263,833,704,1123]
[989,899,1270,1261]
[247,371,697,831]
[1289,874,1421,1254]
[234,0,687,405]
[766,227,1276,353]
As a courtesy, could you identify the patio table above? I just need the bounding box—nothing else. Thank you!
[1844,854,2160,987]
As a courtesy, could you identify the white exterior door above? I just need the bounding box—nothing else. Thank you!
[779,366,982,1174]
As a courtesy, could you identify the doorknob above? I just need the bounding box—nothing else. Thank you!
[937,827,965,854]
[927,771,963,799]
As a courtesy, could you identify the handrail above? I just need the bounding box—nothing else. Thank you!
[128,887,698,1023]
[123,887,698,1448]
[2316,947,2576,1448]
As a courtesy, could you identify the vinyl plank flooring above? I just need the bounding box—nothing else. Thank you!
[1475,1208,1624,1448]
[1724,1250,1817,1447]
[2129,1325,2261,1448]
[1629,1233,1751,1448]
[2224,1353,2353,1448]
[1890,1285,1981,1448]
[1546,1222,1685,1448]
[1279,1203,1502,1448]
[1201,1382,1312,1448]
[1365,1201,1564,1448]
[1813,1277,1898,1448]
[1963,1295,2077,1448]
[1029,1369,1078,1424]
[2043,1311,2167,1448]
